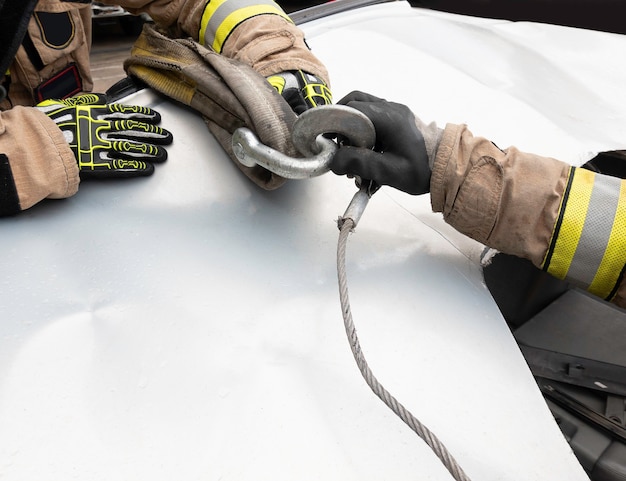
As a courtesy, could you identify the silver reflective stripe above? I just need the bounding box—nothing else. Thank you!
[201,0,283,52]
[567,173,622,289]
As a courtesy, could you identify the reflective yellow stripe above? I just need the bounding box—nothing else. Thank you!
[546,168,594,279]
[199,0,228,47]
[215,5,290,52]
[543,167,626,299]
[199,0,291,52]
[589,180,626,299]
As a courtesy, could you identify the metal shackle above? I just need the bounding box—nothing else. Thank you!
[232,104,376,179]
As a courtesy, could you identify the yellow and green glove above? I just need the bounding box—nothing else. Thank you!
[267,70,332,115]
[37,94,173,178]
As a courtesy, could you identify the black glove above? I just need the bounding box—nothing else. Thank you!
[267,70,332,115]
[330,91,441,195]
[37,94,173,178]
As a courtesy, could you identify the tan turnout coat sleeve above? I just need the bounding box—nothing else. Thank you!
[0,0,87,215]
[0,107,79,213]
[431,123,626,308]
[106,0,329,85]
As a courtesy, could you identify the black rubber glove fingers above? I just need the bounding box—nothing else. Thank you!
[330,90,432,195]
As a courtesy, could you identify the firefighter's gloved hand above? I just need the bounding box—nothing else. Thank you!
[37,93,173,178]
[330,91,442,195]
[267,70,332,115]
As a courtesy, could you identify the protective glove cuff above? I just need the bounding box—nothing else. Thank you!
[415,117,444,170]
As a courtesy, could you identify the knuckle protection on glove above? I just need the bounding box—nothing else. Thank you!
[80,158,155,178]
[38,97,173,178]
[105,120,172,144]
[113,141,168,163]
[103,103,162,123]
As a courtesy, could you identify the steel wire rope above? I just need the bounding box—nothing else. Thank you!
[336,216,473,481]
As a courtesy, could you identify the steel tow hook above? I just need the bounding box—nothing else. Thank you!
[231,104,376,179]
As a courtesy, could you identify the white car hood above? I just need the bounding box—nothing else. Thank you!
[313,1,626,166]
[2,2,625,480]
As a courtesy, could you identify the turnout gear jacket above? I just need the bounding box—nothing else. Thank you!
[432,124,626,308]
[1,0,93,109]
[0,0,328,214]
[0,105,78,215]
[0,0,92,215]
[0,0,86,215]
[98,0,329,86]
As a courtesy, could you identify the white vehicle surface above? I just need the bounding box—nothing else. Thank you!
[1,1,625,480]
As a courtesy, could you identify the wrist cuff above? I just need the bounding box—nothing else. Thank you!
[0,154,20,216]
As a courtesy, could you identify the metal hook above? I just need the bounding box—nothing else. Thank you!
[232,128,338,179]
[232,105,376,179]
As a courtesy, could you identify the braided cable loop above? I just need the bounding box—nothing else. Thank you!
[336,218,472,481]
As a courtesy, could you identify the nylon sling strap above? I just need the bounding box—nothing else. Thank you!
[124,23,298,190]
